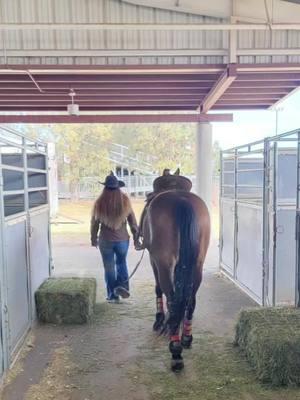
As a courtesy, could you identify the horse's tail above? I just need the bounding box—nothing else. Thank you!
[173,198,200,322]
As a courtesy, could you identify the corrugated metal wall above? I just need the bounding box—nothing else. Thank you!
[0,0,300,65]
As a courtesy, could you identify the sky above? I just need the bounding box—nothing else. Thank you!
[211,89,300,150]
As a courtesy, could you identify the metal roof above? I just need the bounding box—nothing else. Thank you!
[0,0,300,121]
[0,0,300,66]
[124,0,300,22]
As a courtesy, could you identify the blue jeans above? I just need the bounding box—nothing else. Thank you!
[99,239,130,300]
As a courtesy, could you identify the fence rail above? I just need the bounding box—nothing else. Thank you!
[58,175,197,199]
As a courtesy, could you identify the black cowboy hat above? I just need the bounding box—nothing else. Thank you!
[100,172,125,190]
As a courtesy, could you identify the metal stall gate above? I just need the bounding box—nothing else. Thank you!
[0,126,51,376]
[220,129,300,307]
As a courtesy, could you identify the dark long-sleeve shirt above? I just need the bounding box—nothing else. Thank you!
[90,212,138,244]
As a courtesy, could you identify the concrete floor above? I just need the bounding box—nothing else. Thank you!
[1,234,258,400]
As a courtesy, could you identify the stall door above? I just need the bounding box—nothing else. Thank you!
[5,219,31,358]
[29,210,50,317]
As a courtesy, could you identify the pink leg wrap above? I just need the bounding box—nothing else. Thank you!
[183,319,193,336]
[156,297,164,313]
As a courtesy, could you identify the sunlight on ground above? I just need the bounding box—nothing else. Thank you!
[51,199,219,239]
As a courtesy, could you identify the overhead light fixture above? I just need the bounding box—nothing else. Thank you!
[67,89,80,116]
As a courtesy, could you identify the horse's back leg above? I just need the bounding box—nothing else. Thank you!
[155,261,185,372]
[182,262,203,349]
[151,258,165,331]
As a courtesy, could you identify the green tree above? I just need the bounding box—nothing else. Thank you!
[108,123,196,175]
[52,124,112,197]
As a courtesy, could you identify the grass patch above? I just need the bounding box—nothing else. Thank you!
[35,277,96,324]
[129,333,300,400]
[235,307,300,386]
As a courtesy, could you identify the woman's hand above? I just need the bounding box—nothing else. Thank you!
[133,234,144,251]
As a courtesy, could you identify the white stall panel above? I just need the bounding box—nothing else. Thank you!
[220,199,235,275]
[0,331,3,377]
[277,153,297,202]
[275,209,297,305]
[236,203,263,304]
[5,220,30,355]
[29,210,50,316]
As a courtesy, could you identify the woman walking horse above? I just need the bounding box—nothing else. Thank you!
[137,169,210,371]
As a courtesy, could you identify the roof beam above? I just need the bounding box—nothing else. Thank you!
[231,81,300,88]
[0,114,233,124]
[2,63,300,73]
[0,74,219,82]
[0,97,204,103]
[237,72,300,81]
[0,89,209,96]
[0,82,212,90]
[0,23,300,31]
[225,87,290,94]
[3,47,300,58]
[0,96,202,101]
[0,64,226,73]
[212,105,269,110]
[199,65,237,113]
[3,48,300,58]
[0,106,197,111]
[0,49,227,57]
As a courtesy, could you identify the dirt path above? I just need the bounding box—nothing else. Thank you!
[2,234,300,400]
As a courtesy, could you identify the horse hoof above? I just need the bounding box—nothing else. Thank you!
[169,340,183,355]
[153,313,165,331]
[181,334,193,349]
[171,356,184,372]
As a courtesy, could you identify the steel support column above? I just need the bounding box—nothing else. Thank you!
[195,122,213,210]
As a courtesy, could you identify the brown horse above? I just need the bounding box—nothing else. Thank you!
[138,169,210,371]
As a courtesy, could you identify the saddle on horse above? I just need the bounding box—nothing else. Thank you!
[134,174,192,250]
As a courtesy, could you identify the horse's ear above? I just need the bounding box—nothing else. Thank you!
[109,170,114,176]
[174,168,180,175]
[162,168,171,176]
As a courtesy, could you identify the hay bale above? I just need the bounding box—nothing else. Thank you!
[35,277,96,324]
[235,307,300,386]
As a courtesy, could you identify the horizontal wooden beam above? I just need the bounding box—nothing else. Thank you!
[0,83,213,91]
[237,72,300,81]
[225,87,290,94]
[0,106,196,111]
[0,64,226,73]
[0,113,233,124]
[0,73,220,82]
[0,98,202,103]
[231,81,300,88]
[0,89,209,96]
[212,105,268,110]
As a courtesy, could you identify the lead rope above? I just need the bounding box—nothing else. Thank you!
[126,248,145,283]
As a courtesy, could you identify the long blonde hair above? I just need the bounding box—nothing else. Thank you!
[92,188,132,230]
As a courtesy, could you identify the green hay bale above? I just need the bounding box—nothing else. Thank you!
[235,307,300,386]
[35,277,96,324]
